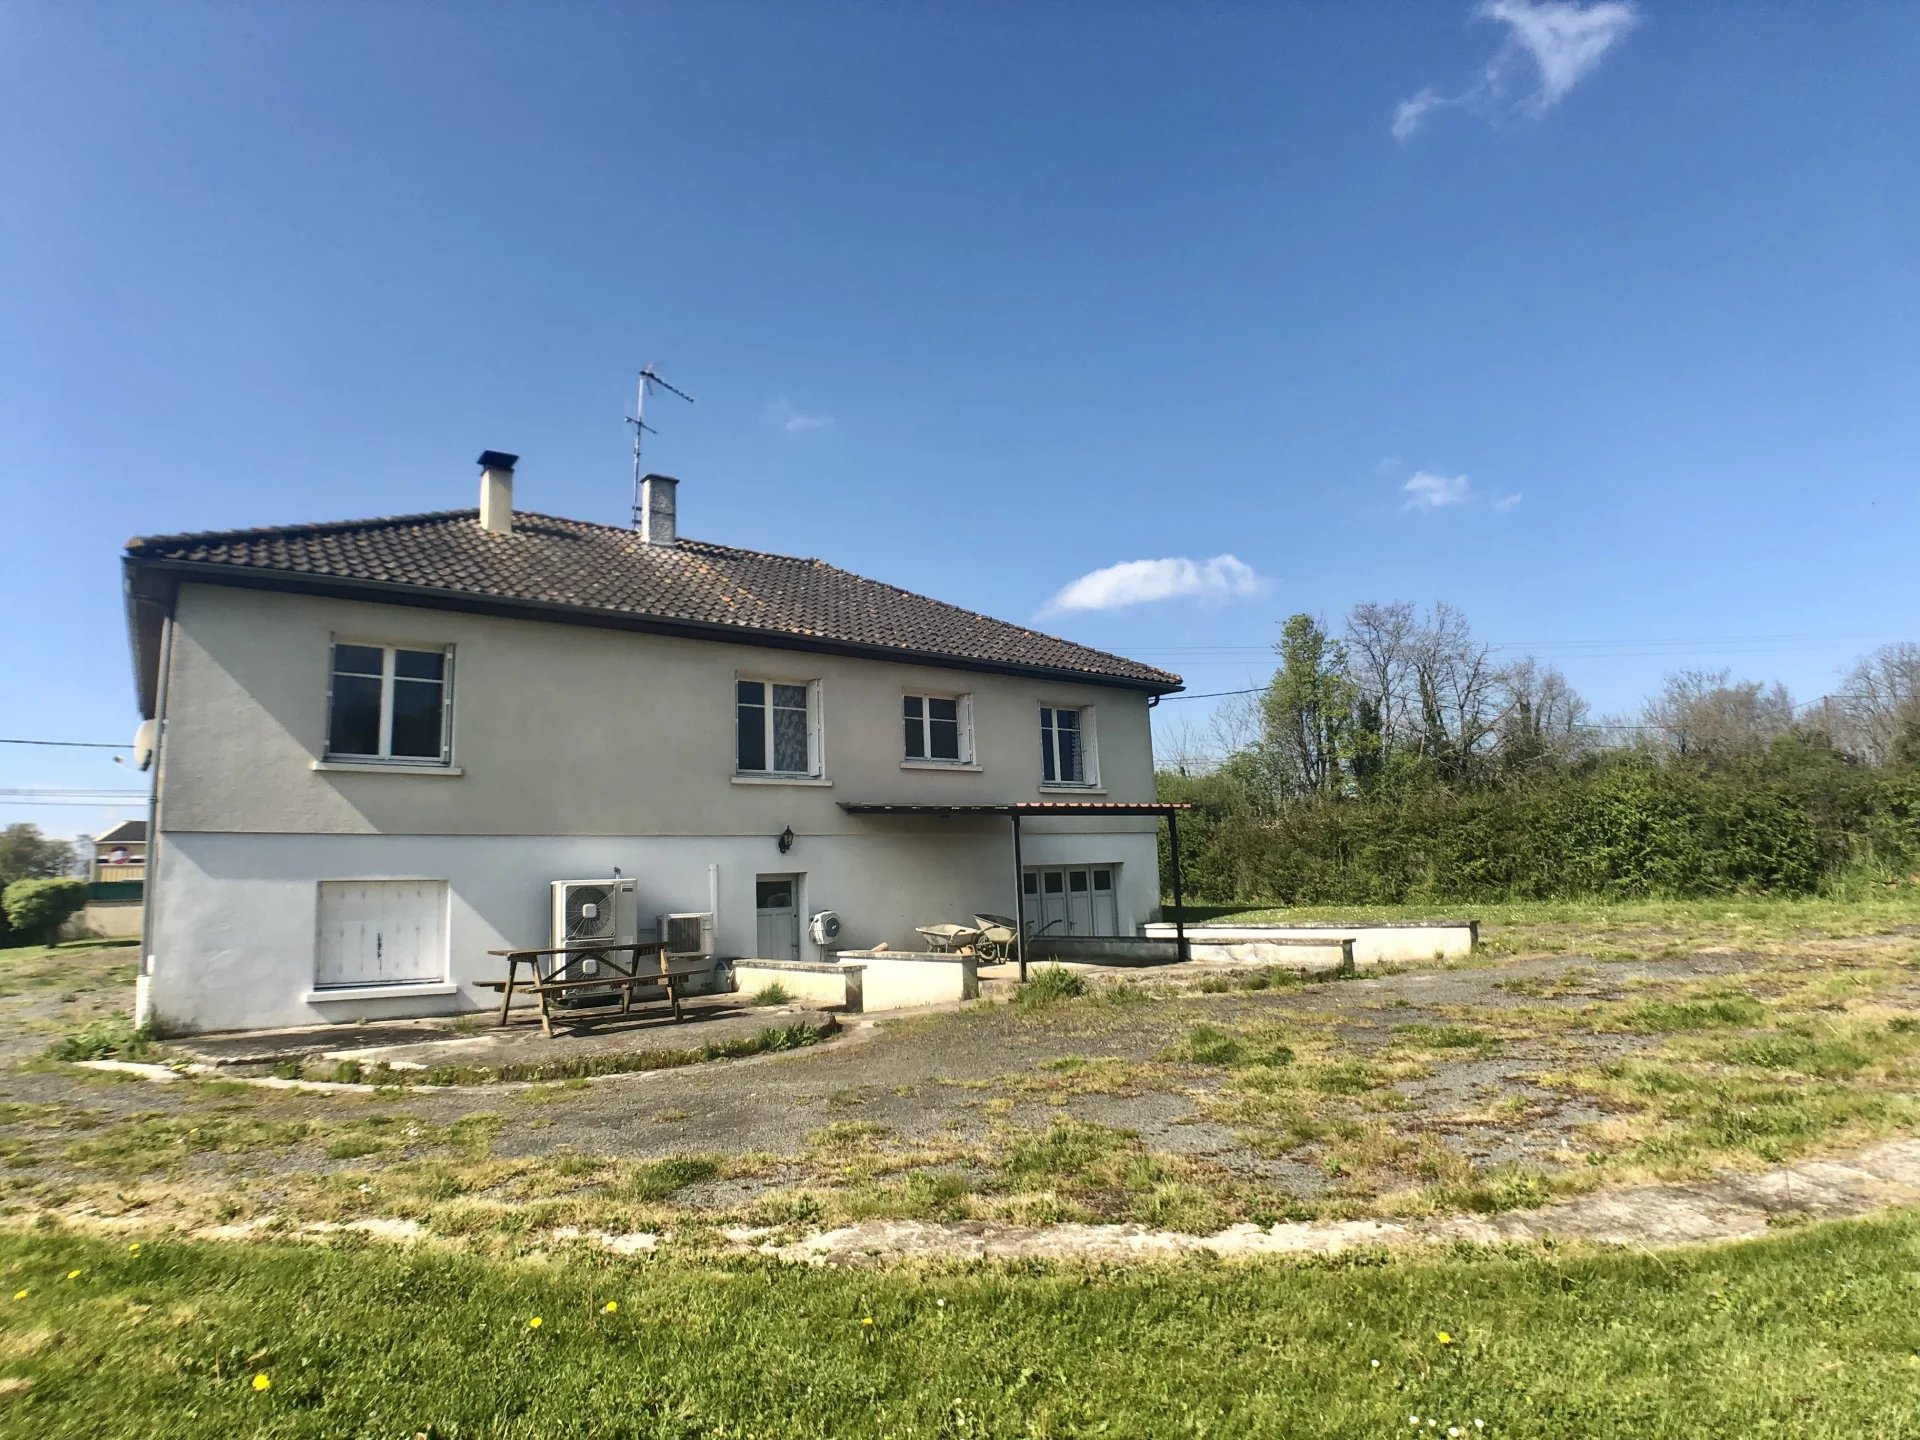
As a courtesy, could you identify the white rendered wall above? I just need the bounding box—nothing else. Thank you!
[157,582,1161,837]
[149,827,1158,1034]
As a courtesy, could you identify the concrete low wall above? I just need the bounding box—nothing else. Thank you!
[733,953,978,1014]
[1143,921,1476,966]
[732,960,862,1012]
[1028,935,1178,966]
[61,902,144,942]
[836,951,978,1011]
[1188,936,1354,972]
[1028,933,1355,973]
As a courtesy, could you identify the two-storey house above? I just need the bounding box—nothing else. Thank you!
[122,453,1183,1034]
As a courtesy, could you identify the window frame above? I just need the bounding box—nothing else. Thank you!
[324,639,456,767]
[902,691,974,767]
[1039,703,1099,789]
[735,676,823,779]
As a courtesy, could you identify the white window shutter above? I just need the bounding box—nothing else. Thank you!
[808,679,824,776]
[1082,705,1099,787]
[960,693,975,764]
[440,645,457,761]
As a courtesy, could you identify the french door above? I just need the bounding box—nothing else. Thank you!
[1022,866,1119,937]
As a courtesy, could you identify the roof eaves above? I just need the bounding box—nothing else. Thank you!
[124,555,1186,694]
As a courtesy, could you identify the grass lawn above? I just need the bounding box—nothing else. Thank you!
[2,1218,1919,1438]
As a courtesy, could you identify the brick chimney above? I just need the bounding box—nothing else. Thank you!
[478,450,517,535]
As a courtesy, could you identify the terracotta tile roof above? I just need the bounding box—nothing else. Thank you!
[125,509,1181,691]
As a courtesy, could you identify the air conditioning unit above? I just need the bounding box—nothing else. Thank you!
[660,912,716,958]
[550,878,637,980]
[809,910,843,947]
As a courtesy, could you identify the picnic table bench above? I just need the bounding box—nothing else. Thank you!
[476,942,711,1038]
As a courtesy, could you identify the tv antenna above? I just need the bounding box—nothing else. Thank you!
[628,365,695,528]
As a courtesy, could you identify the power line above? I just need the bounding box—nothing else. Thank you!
[0,738,129,750]
[1160,687,1264,702]
[0,789,148,799]
[0,800,147,808]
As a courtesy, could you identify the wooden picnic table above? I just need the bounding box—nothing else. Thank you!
[477,941,708,1038]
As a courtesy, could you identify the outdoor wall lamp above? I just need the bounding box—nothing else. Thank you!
[777,825,795,854]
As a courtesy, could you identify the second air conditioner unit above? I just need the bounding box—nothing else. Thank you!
[550,878,637,980]
[660,912,717,958]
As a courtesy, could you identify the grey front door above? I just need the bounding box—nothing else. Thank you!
[755,875,800,960]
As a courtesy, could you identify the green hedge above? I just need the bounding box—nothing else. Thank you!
[1160,744,1920,906]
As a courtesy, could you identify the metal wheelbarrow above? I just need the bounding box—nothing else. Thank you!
[971,913,1021,964]
[915,922,980,953]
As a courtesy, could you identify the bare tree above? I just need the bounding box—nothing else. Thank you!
[1345,601,1418,754]
[1831,642,1920,765]
[1407,601,1503,777]
[1499,657,1592,764]
[1643,668,1794,762]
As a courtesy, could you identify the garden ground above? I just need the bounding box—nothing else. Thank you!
[1,897,1918,1434]
[5,894,1920,1245]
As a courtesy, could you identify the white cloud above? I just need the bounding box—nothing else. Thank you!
[1402,471,1473,510]
[1491,491,1524,512]
[1043,555,1266,615]
[1393,0,1639,142]
[1392,89,1453,144]
[1486,0,1641,111]
[762,398,834,434]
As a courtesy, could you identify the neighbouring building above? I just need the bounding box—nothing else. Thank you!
[89,819,148,887]
[121,453,1184,1034]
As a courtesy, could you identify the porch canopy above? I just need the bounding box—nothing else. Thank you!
[837,800,1192,979]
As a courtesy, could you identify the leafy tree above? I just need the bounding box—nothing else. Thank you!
[1262,615,1355,797]
[0,824,76,886]
[0,824,79,947]
[2,877,87,948]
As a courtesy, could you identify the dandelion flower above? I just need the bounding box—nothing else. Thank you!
[128,1243,142,1255]
[528,1317,543,1330]
[861,1317,874,1327]
[11,1290,25,1301]
[1437,1331,1453,1345]
[602,1301,618,1314]
[251,1374,271,1392]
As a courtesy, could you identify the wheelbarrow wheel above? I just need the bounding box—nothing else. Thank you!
[976,936,1002,963]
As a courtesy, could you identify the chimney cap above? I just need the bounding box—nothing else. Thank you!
[640,471,679,486]
[477,450,520,471]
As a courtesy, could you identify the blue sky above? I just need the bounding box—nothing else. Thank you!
[4,2,1918,837]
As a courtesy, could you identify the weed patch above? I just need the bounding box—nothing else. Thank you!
[1013,967,1087,1009]
[47,1018,158,1063]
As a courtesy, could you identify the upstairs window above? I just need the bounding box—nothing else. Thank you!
[903,694,972,765]
[326,642,453,764]
[737,679,820,777]
[1040,705,1096,787]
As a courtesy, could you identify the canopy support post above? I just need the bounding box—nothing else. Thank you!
[1167,807,1188,962]
[1011,810,1028,984]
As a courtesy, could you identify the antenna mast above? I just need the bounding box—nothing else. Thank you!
[628,364,695,527]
